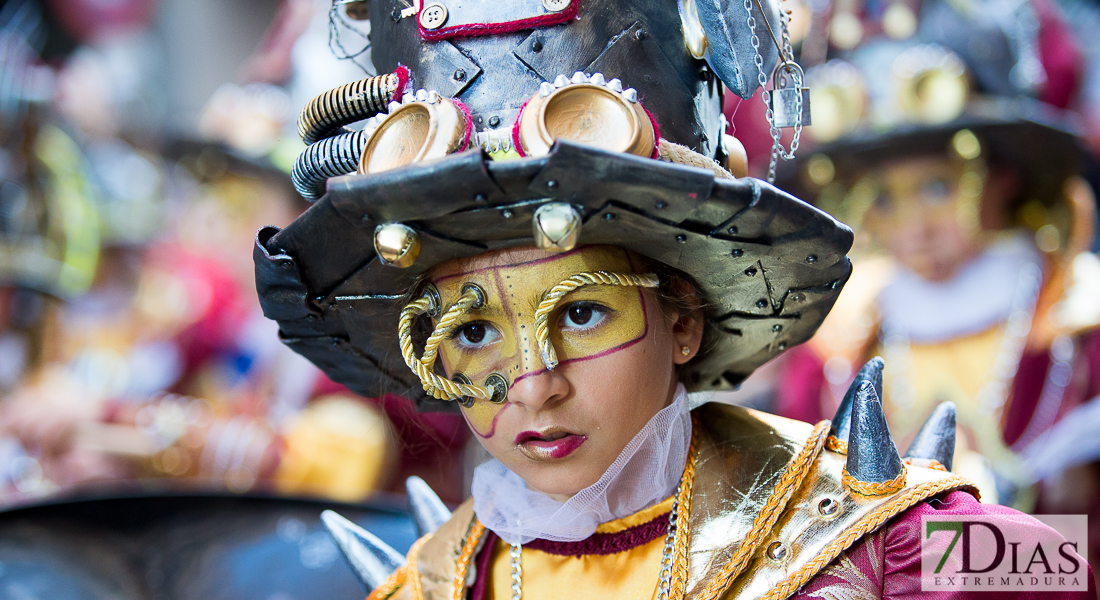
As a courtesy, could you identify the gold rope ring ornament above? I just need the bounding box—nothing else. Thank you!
[533,271,660,370]
[398,286,492,401]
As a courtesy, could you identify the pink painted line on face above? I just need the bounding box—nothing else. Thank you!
[432,246,599,284]
[510,287,651,386]
[463,401,511,439]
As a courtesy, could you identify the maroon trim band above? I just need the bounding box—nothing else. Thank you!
[524,512,669,557]
[418,0,578,42]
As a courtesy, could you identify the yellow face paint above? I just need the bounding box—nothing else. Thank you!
[431,246,651,437]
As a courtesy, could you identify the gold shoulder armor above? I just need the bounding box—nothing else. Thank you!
[686,402,977,600]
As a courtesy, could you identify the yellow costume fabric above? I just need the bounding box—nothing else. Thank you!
[484,497,673,600]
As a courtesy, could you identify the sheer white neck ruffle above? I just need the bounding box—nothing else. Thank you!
[471,384,691,545]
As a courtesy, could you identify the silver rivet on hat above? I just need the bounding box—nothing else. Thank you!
[415,89,429,102]
[533,202,582,253]
[766,541,787,562]
[622,88,638,103]
[589,73,606,86]
[388,100,402,112]
[427,90,440,104]
[419,2,448,29]
[570,71,588,84]
[374,223,421,268]
[400,93,413,104]
[539,81,555,97]
[553,74,570,88]
[816,496,841,518]
[607,78,623,93]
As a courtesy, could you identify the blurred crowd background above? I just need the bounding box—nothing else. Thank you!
[1,0,1100,534]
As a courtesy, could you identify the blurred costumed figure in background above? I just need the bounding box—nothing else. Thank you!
[773,0,1100,520]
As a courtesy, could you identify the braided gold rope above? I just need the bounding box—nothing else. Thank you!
[396,534,430,600]
[759,476,979,600]
[420,289,482,367]
[452,519,487,600]
[669,421,700,600]
[841,467,907,497]
[657,139,736,180]
[399,292,491,401]
[698,421,831,600]
[823,436,848,454]
[533,271,660,370]
[367,565,407,600]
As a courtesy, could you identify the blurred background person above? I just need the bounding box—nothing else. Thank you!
[0,0,470,507]
[771,0,1100,527]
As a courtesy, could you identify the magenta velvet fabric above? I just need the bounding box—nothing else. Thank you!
[793,491,1096,599]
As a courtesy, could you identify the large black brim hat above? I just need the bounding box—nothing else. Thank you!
[255,141,853,410]
[777,98,1086,205]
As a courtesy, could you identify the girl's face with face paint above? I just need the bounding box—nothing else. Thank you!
[430,246,704,499]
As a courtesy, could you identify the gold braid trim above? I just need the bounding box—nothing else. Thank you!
[533,271,660,370]
[698,421,831,600]
[669,420,700,600]
[842,467,907,498]
[375,534,428,600]
[759,476,979,600]
[368,565,408,600]
[823,436,847,454]
[904,457,948,471]
[399,290,491,401]
[452,519,487,600]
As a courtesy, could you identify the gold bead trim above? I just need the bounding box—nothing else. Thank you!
[533,271,659,370]
[697,421,831,600]
[841,467,907,497]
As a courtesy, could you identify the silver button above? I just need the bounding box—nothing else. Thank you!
[542,0,571,12]
[419,3,448,29]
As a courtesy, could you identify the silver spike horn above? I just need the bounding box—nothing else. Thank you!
[406,476,453,536]
[830,356,884,441]
[320,510,406,592]
[904,401,957,471]
[844,380,905,484]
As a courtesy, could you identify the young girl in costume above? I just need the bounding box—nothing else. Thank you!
[255,0,1093,597]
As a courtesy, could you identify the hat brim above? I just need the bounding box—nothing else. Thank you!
[778,98,1085,201]
[255,141,852,410]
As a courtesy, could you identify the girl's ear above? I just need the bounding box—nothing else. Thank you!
[671,307,705,365]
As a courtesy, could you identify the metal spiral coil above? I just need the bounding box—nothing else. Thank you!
[291,129,369,200]
[297,72,400,144]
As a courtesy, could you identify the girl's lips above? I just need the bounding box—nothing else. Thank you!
[515,429,587,460]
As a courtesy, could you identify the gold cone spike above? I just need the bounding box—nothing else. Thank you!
[533,203,581,252]
[374,223,422,268]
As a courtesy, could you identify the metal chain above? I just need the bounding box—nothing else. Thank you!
[510,543,523,600]
[745,0,803,182]
[509,489,683,600]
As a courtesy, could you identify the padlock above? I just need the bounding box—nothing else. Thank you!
[770,62,812,128]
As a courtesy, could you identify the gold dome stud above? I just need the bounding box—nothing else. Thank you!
[374,223,422,268]
[533,203,582,252]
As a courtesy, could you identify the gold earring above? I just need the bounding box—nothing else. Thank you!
[680,346,691,356]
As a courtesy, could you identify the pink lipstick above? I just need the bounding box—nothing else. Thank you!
[515,428,587,460]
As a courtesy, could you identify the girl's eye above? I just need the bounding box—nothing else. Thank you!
[454,322,500,349]
[560,302,608,331]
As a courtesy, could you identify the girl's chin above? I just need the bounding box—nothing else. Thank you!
[519,467,601,499]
